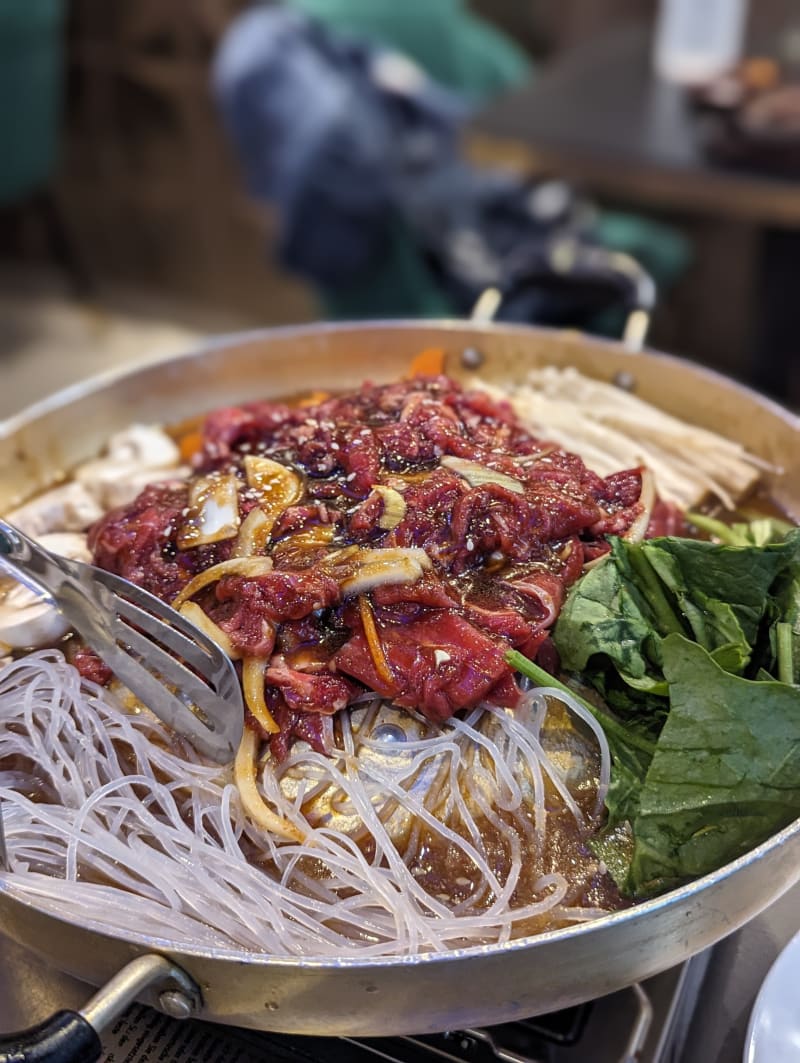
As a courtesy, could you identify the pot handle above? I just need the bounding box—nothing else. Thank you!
[0,1013,101,1063]
[0,954,201,1063]
[471,237,656,352]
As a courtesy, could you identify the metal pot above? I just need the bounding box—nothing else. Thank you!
[1,322,798,1054]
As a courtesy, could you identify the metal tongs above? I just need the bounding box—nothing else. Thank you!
[0,517,243,764]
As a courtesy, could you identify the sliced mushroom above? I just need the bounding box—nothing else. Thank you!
[75,425,180,482]
[0,581,69,649]
[37,532,92,563]
[95,466,191,510]
[75,425,185,509]
[7,482,104,537]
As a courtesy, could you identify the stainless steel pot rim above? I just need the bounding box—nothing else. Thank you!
[3,319,799,440]
[2,319,798,971]
[2,810,799,968]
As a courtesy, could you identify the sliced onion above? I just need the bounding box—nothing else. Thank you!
[329,547,431,597]
[583,553,611,572]
[270,524,336,568]
[171,557,274,608]
[234,728,305,841]
[177,473,240,550]
[242,656,279,734]
[371,485,407,530]
[244,456,302,512]
[441,456,524,495]
[232,507,273,559]
[178,602,241,661]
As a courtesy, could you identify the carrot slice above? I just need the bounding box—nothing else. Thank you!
[298,390,331,407]
[358,595,395,690]
[409,347,446,378]
[178,429,204,462]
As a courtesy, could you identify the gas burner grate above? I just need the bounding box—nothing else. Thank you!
[186,982,655,1063]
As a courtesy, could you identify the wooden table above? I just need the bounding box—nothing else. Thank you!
[470,23,800,401]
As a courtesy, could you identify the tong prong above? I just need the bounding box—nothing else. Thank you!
[0,798,7,872]
[0,517,244,764]
[93,571,218,677]
[85,633,239,760]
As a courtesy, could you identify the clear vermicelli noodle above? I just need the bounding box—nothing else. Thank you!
[0,651,613,956]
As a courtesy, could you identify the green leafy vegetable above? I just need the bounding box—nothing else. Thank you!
[642,535,800,650]
[770,572,800,685]
[505,649,655,830]
[552,539,670,701]
[507,521,800,900]
[556,531,800,694]
[627,636,800,896]
[687,512,796,547]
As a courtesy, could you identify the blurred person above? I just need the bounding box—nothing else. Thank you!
[214,3,687,326]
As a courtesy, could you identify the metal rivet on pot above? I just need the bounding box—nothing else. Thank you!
[461,347,484,370]
[613,370,636,392]
[159,990,195,1020]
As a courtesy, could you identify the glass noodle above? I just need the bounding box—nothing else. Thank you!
[0,651,611,956]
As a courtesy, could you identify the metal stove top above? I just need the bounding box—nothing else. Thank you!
[2,951,705,1063]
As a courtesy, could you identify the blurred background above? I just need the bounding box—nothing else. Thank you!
[1,0,799,416]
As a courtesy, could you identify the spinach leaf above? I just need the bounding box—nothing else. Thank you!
[626,635,800,896]
[547,525,800,897]
[554,541,670,700]
[641,534,800,650]
[555,531,800,696]
[516,524,800,899]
